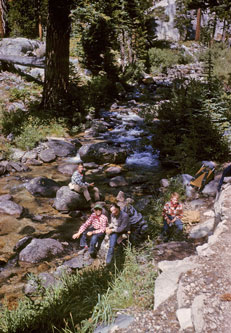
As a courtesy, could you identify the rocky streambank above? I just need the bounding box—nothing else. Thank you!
[98,182,231,333]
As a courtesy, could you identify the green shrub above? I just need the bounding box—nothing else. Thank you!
[148,47,193,75]
[151,78,230,172]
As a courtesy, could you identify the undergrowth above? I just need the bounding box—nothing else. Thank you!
[0,247,157,333]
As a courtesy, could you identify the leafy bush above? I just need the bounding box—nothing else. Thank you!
[148,47,194,74]
[0,107,68,150]
[151,78,230,172]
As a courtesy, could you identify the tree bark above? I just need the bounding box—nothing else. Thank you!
[195,8,201,41]
[42,0,71,110]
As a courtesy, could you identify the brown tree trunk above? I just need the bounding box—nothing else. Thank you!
[195,8,201,41]
[38,15,42,40]
[42,0,71,110]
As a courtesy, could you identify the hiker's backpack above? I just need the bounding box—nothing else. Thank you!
[190,164,215,190]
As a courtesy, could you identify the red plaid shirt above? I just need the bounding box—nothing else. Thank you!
[162,200,183,219]
[79,213,108,234]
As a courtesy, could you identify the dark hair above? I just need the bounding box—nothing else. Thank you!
[77,162,84,167]
[110,203,120,210]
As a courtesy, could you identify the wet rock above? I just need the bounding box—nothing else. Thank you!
[21,150,38,162]
[57,163,77,176]
[79,143,128,164]
[19,238,65,263]
[19,225,36,235]
[69,210,81,218]
[109,176,128,187]
[46,139,77,157]
[84,162,99,169]
[53,186,89,211]
[39,149,56,163]
[63,254,93,269]
[105,166,122,177]
[13,236,32,252]
[25,176,60,197]
[25,158,43,166]
[8,161,24,172]
[70,138,82,149]
[0,200,23,217]
[0,164,6,175]
[0,194,12,201]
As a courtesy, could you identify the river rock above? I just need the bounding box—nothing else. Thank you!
[13,236,32,252]
[10,148,25,161]
[0,194,12,201]
[105,166,122,177]
[63,254,93,269]
[0,200,23,217]
[25,176,60,197]
[79,143,128,164]
[53,186,89,211]
[109,176,128,187]
[0,164,6,175]
[46,139,77,157]
[39,149,56,162]
[57,163,77,176]
[22,150,38,162]
[19,238,65,263]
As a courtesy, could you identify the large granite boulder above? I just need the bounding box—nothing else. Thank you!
[25,177,60,197]
[79,143,128,164]
[46,139,77,157]
[39,149,56,162]
[19,238,65,263]
[57,163,77,176]
[53,186,89,211]
[0,38,41,56]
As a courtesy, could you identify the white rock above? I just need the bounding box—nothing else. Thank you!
[189,218,215,239]
[176,308,193,330]
[191,295,205,333]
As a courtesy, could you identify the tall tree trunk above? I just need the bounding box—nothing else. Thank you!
[0,0,7,37]
[195,8,201,41]
[42,0,71,110]
[38,15,43,40]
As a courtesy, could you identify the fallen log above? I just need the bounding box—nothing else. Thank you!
[0,55,45,68]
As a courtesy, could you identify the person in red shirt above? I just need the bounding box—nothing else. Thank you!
[72,204,108,258]
[162,192,183,237]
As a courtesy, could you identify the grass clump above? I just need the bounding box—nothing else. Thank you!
[148,47,194,75]
[0,247,157,333]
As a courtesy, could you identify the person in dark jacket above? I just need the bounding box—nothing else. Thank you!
[106,203,130,265]
[217,164,231,192]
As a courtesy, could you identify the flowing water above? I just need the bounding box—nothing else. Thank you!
[0,102,163,307]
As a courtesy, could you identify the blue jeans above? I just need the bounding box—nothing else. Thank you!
[218,165,231,191]
[106,233,119,265]
[163,215,183,233]
[80,227,105,255]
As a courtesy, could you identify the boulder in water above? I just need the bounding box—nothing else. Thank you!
[25,176,60,197]
[19,238,65,263]
[79,143,128,164]
[53,186,89,211]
